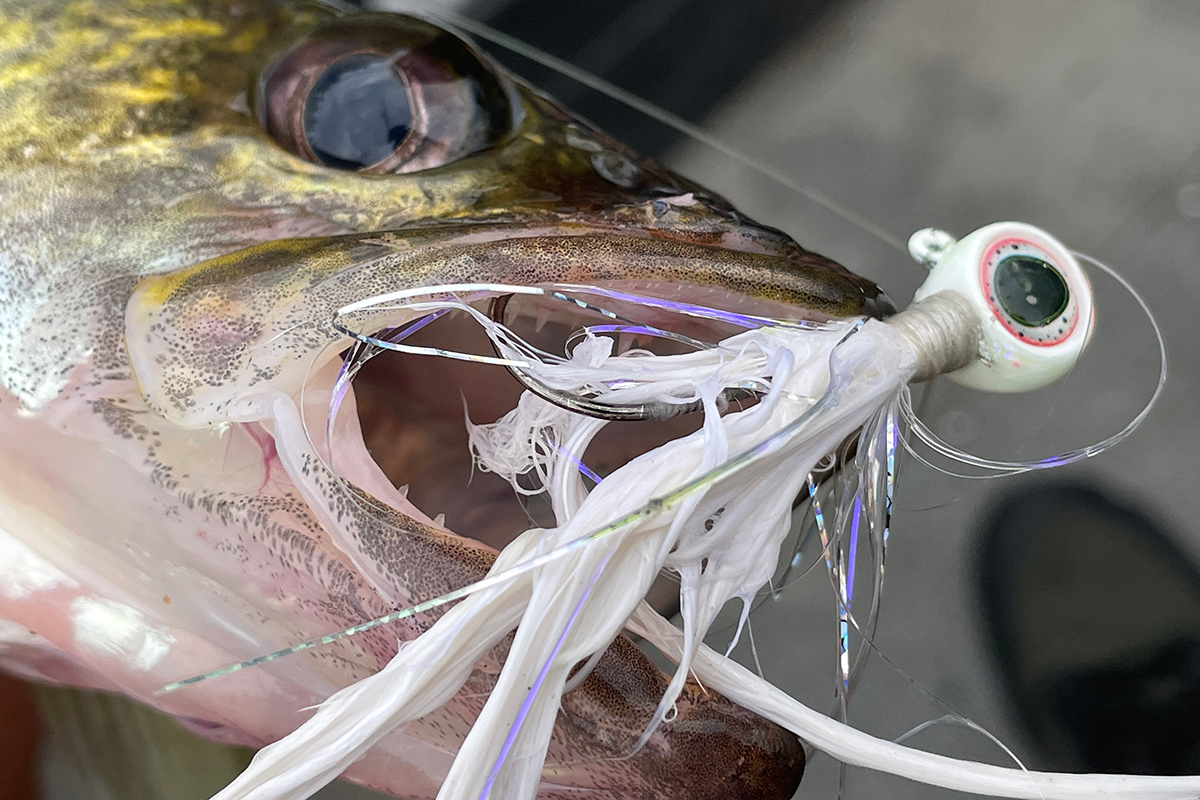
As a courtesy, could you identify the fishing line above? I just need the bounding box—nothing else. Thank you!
[366,3,1163,491]
[399,0,1161,520]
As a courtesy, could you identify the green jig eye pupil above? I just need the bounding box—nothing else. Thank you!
[994,255,1069,328]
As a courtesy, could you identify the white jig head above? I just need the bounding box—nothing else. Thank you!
[908,222,1095,392]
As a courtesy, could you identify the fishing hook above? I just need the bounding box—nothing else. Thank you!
[488,293,759,422]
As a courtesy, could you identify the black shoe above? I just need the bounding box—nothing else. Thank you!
[977,482,1200,774]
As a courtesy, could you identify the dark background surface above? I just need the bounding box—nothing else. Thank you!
[453,0,839,157]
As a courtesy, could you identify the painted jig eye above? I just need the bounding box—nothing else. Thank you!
[254,14,515,174]
[980,238,1080,347]
[993,255,1068,327]
[910,222,1094,393]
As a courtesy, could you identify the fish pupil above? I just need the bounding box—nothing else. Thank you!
[994,255,1069,327]
[303,54,412,170]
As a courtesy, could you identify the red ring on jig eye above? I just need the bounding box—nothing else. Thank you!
[980,237,1079,347]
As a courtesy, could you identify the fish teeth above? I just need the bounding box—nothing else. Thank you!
[397,484,409,498]
[534,306,551,334]
[433,513,446,528]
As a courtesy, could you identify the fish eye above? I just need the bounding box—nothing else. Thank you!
[254,14,515,173]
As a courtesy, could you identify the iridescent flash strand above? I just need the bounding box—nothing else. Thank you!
[885,406,897,554]
[158,501,655,693]
[807,472,851,701]
[838,399,901,700]
[480,554,612,800]
[555,443,602,485]
[806,473,832,575]
[552,284,836,333]
[846,496,862,605]
[331,282,795,407]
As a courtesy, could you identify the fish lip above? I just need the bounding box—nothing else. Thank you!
[408,208,897,318]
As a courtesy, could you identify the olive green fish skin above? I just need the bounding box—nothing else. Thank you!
[0,2,890,798]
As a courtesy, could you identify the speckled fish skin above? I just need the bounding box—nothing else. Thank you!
[0,2,892,797]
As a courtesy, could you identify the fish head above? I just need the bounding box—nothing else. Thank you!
[0,3,894,798]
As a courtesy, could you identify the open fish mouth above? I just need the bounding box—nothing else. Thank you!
[127,222,892,552]
[113,219,894,798]
[347,279,840,550]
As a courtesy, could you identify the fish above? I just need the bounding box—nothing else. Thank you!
[0,2,894,797]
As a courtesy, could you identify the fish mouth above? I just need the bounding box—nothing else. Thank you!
[125,221,894,631]
[349,281,818,550]
[123,223,890,798]
[127,222,891,553]
[297,275,819,800]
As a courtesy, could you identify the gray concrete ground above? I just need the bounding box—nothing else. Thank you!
[664,0,1200,797]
